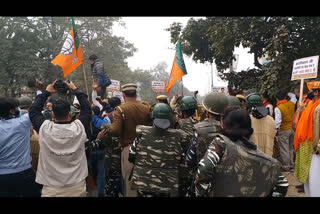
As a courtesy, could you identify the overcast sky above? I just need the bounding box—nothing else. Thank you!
[112,17,255,96]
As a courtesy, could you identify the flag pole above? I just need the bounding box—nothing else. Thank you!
[181,77,184,96]
[82,63,90,102]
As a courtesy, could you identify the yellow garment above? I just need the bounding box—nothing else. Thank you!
[294,100,320,183]
[277,101,295,131]
[294,140,314,183]
[250,115,276,157]
[294,99,320,151]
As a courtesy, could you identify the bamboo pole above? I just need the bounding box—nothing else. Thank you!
[81,63,90,102]
[181,77,184,96]
[299,78,304,107]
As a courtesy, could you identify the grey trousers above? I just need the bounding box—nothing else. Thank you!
[277,129,295,171]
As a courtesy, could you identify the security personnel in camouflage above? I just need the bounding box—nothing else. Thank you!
[194,108,288,197]
[185,92,229,196]
[100,123,122,197]
[186,92,229,168]
[151,94,177,128]
[108,83,152,197]
[128,103,187,197]
[227,95,241,107]
[195,134,288,197]
[174,96,198,196]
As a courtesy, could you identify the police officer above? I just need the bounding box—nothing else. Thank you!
[175,96,199,137]
[185,92,229,196]
[227,95,241,107]
[107,83,152,197]
[174,96,198,196]
[186,92,229,168]
[99,123,122,197]
[156,95,169,104]
[128,103,187,197]
[193,107,288,197]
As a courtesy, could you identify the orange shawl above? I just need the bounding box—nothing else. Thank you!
[293,99,320,151]
[276,99,288,107]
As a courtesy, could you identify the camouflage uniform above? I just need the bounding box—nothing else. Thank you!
[175,117,198,196]
[194,134,289,197]
[185,117,222,196]
[186,117,222,168]
[128,125,187,197]
[103,136,122,197]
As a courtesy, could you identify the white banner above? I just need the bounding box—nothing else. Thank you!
[152,81,165,92]
[113,91,124,103]
[291,56,319,80]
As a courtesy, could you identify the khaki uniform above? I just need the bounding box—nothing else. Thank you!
[109,97,152,197]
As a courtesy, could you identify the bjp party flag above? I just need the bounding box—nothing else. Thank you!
[51,17,83,77]
[166,40,187,95]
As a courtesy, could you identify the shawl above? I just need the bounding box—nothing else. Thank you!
[293,99,320,152]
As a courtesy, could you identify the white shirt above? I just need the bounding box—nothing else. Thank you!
[36,90,42,95]
[91,90,103,110]
[265,104,274,117]
[36,120,88,187]
[274,107,282,130]
[288,93,297,104]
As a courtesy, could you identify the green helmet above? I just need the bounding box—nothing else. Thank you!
[179,96,198,111]
[227,96,241,107]
[18,96,32,108]
[151,103,171,120]
[202,92,229,115]
[246,93,263,109]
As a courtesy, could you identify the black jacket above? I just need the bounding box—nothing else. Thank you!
[29,89,92,139]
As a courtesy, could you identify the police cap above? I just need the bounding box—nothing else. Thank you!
[156,95,168,100]
[121,83,137,92]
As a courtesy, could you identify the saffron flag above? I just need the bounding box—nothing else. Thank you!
[165,40,187,95]
[51,17,83,77]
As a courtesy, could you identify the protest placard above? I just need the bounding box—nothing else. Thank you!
[152,81,165,92]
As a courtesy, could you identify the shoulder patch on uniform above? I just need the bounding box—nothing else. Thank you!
[115,106,125,120]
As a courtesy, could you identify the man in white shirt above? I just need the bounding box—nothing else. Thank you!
[274,92,295,172]
[29,80,94,197]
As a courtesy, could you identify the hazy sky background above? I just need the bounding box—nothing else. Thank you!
[112,17,255,96]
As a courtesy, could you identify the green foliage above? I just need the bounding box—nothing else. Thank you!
[126,62,194,105]
[168,17,320,97]
[0,17,194,105]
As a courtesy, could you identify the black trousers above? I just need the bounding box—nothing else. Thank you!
[0,168,42,197]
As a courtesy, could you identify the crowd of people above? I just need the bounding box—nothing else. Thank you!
[1,54,320,197]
